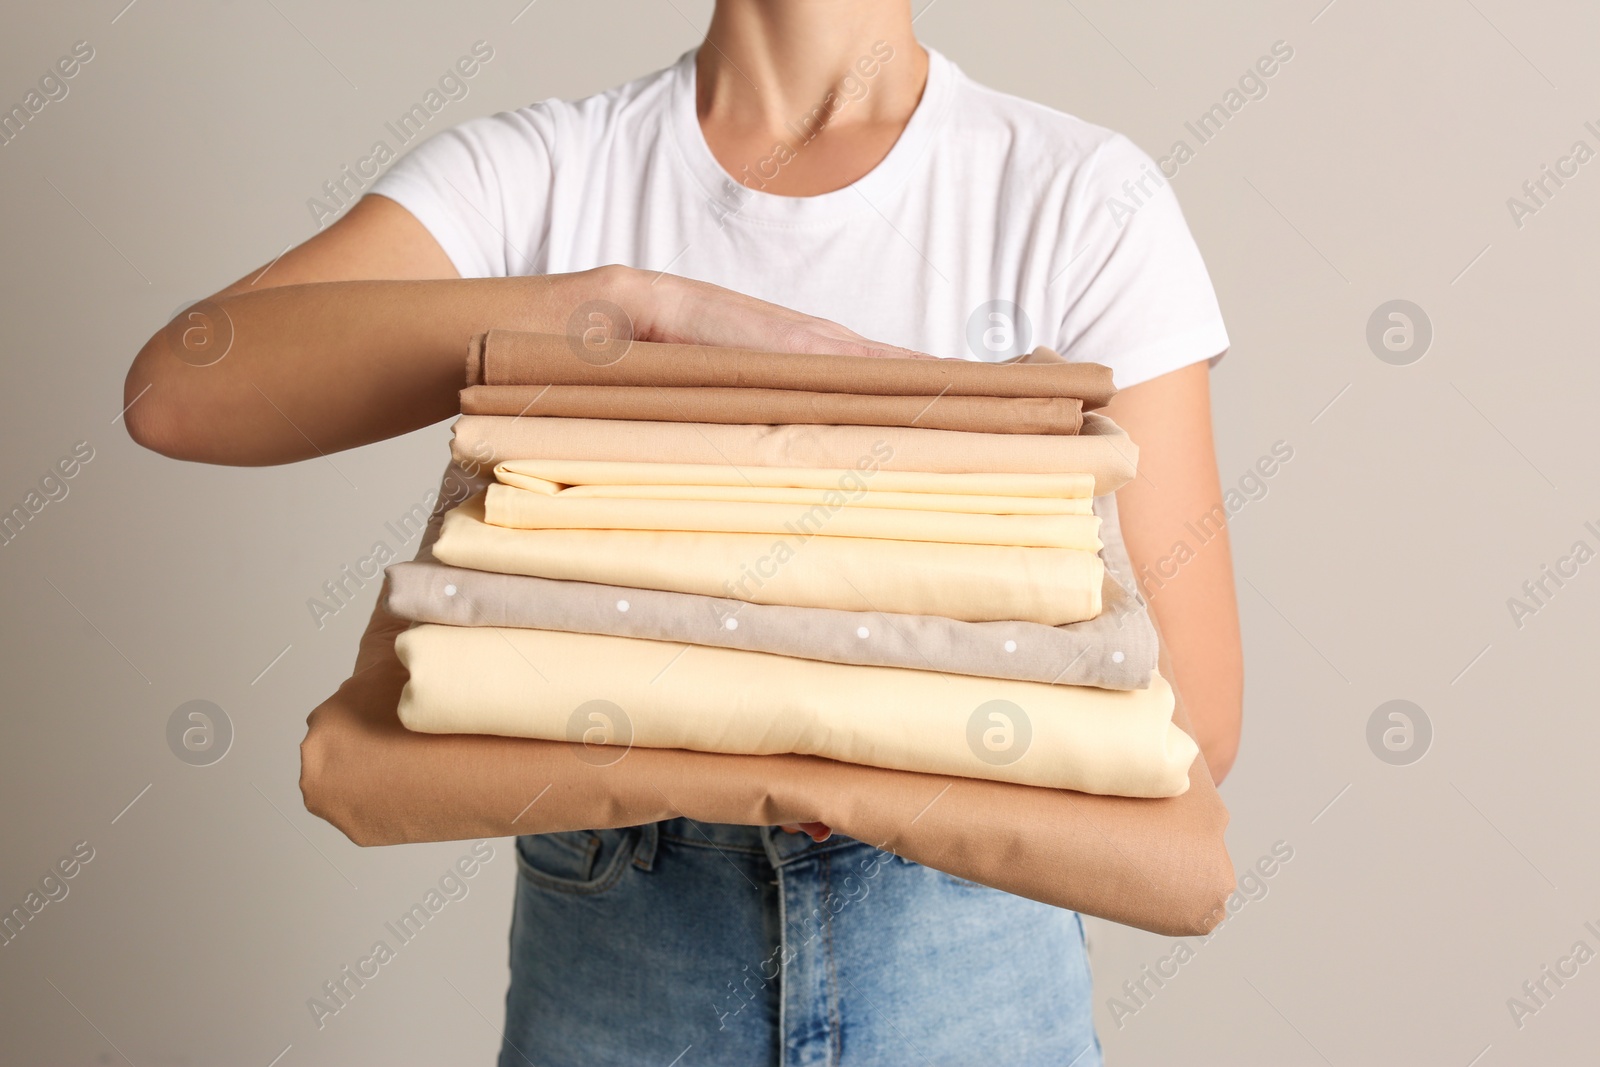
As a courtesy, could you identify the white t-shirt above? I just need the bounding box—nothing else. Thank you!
[371,45,1228,386]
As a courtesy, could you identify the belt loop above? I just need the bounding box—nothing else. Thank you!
[632,821,660,871]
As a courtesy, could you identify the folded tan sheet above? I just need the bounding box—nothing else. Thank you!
[451,412,1140,495]
[435,494,1105,625]
[460,384,1085,435]
[300,577,1233,935]
[468,329,1117,408]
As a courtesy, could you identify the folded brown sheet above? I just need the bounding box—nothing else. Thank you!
[468,330,1118,408]
[298,461,1233,936]
[299,588,1232,935]
[458,385,1085,435]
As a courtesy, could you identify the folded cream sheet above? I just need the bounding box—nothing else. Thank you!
[394,624,1195,797]
[450,412,1139,496]
[481,485,1103,549]
[433,493,1104,625]
[384,492,1156,690]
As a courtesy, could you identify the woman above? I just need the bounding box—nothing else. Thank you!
[126,2,1242,1062]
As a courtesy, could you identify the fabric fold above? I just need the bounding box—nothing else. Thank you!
[480,483,1103,549]
[468,329,1118,408]
[432,493,1104,625]
[460,384,1085,435]
[394,624,1194,797]
[492,459,1097,504]
[451,412,1139,495]
[383,494,1156,690]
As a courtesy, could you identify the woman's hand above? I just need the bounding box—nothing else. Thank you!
[617,265,932,360]
[124,196,932,466]
[779,822,834,842]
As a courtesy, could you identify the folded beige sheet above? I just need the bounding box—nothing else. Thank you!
[393,624,1193,796]
[459,384,1086,435]
[468,329,1118,408]
[434,493,1105,625]
[450,412,1139,496]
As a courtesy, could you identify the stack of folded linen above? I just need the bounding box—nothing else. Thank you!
[385,330,1197,799]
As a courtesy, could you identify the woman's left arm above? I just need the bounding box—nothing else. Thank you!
[1101,362,1243,782]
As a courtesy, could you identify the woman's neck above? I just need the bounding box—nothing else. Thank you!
[696,0,928,196]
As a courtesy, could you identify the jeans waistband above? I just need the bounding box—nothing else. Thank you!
[648,817,878,867]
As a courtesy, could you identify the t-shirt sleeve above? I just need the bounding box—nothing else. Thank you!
[1054,133,1230,388]
[366,108,557,280]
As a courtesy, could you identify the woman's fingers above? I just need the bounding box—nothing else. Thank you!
[778,822,834,842]
[782,331,936,361]
[617,267,934,359]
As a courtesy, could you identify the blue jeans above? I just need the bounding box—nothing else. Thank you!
[498,819,1101,1066]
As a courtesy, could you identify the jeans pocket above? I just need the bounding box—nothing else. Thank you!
[515,828,639,896]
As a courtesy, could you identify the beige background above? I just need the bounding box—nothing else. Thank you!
[3,0,1597,1063]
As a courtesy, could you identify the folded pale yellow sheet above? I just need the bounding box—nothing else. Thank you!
[434,493,1104,625]
[394,624,1195,797]
[498,482,1097,515]
[481,485,1103,550]
[493,459,1098,514]
[451,412,1139,495]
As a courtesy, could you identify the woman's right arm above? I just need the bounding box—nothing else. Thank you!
[124,194,926,466]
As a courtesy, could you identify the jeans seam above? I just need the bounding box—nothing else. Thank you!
[658,832,767,854]
[772,838,873,866]
[515,831,634,896]
[825,850,841,1067]
[538,831,599,860]
[776,857,791,1067]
